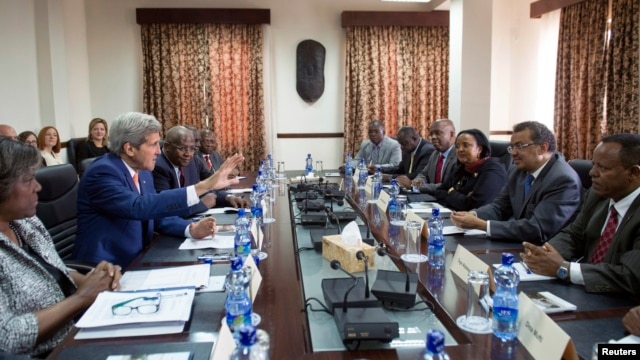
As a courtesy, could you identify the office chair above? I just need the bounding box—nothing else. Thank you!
[490,140,513,172]
[568,159,592,189]
[78,157,97,178]
[66,137,87,171]
[35,164,93,272]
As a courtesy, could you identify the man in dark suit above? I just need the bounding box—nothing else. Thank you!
[412,119,457,194]
[75,112,243,268]
[387,126,434,186]
[522,133,640,296]
[153,126,248,215]
[451,121,582,244]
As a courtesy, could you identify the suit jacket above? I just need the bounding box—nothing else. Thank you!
[475,152,582,243]
[75,153,192,268]
[415,146,457,195]
[153,152,231,215]
[434,157,507,211]
[549,188,640,296]
[354,136,401,172]
[388,138,435,180]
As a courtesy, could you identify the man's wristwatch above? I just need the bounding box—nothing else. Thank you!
[556,261,570,280]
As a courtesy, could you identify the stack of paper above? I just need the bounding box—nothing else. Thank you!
[75,288,195,339]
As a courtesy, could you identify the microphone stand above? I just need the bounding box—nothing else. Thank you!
[356,251,370,299]
[330,260,358,313]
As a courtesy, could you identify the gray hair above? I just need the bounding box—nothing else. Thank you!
[0,138,41,203]
[109,112,161,155]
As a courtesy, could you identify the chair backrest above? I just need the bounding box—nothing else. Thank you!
[66,137,87,171]
[568,159,592,189]
[78,157,97,178]
[35,164,78,260]
[490,140,513,172]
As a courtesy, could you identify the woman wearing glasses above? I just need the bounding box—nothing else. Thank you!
[0,138,121,357]
[434,128,507,211]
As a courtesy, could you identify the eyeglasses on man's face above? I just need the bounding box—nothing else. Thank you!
[111,294,161,316]
[507,143,538,154]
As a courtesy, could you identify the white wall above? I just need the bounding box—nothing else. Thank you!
[0,0,555,169]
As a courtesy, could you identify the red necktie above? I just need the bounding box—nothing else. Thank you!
[591,206,619,264]
[179,167,185,187]
[434,154,444,184]
[204,154,213,170]
[132,172,140,192]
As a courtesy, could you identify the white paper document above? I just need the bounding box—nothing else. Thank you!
[493,263,555,281]
[197,207,240,215]
[525,291,577,313]
[443,226,487,236]
[76,288,195,328]
[610,334,640,344]
[409,203,452,215]
[179,234,235,250]
[325,172,341,177]
[226,187,252,194]
[119,264,210,291]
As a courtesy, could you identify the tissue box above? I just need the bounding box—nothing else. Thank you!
[322,235,375,273]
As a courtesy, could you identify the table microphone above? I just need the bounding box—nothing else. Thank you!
[376,247,411,292]
[330,260,358,313]
[356,250,370,299]
[325,206,342,233]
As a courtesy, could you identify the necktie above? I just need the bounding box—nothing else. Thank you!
[434,154,444,184]
[524,174,535,198]
[409,153,415,173]
[371,146,380,165]
[591,206,619,264]
[179,167,185,187]
[132,172,140,192]
[204,154,213,170]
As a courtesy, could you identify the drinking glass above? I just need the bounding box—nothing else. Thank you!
[456,270,493,333]
[276,161,286,179]
[390,195,407,226]
[401,220,427,263]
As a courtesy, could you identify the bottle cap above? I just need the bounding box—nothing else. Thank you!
[431,208,440,217]
[426,329,445,353]
[237,208,246,216]
[252,184,259,191]
[230,256,244,271]
[237,324,258,346]
[502,252,515,266]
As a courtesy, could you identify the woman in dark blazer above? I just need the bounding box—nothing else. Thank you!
[435,128,507,211]
[76,117,110,167]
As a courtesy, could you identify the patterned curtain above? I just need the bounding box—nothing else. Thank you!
[605,0,639,135]
[553,0,608,160]
[141,23,265,170]
[344,26,449,157]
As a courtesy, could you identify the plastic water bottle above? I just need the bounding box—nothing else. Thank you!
[492,253,520,341]
[250,184,263,226]
[257,170,268,194]
[388,178,400,212]
[266,154,274,170]
[344,152,353,177]
[305,154,313,176]
[230,325,269,360]
[423,329,450,360]
[234,209,251,260]
[427,208,445,267]
[357,158,368,189]
[372,167,382,200]
[225,257,252,332]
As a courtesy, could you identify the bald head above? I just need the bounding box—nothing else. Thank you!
[429,119,456,152]
[164,126,196,167]
[0,124,17,140]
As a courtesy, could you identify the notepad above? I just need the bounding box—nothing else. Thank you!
[492,262,555,281]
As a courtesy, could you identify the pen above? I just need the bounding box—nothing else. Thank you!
[520,261,532,274]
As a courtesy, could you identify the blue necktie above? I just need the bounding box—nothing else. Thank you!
[524,174,535,198]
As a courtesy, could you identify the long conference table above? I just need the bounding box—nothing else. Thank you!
[47,173,638,359]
